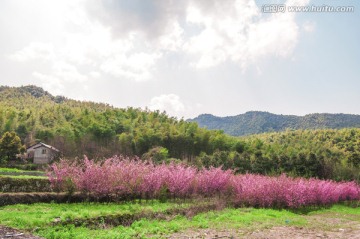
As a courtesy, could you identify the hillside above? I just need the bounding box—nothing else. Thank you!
[0,85,359,181]
[189,111,360,136]
[0,85,234,159]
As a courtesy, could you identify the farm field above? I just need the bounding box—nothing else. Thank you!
[0,175,47,180]
[0,0,359,235]
[0,167,46,179]
[0,202,359,239]
[1,158,360,238]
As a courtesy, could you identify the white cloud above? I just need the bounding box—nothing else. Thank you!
[9,42,54,62]
[8,0,312,90]
[246,13,299,59]
[86,0,311,70]
[89,71,101,78]
[32,72,64,95]
[31,60,89,94]
[183,0,305,69]
[8,0,161,86]
[100,52,161,81]
[149,94,186,118]
[159,20,185,51]
[303,21,316,33]
[52,61,88,83]
[85,0,187,40]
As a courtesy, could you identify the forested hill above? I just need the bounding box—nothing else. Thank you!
[188,111,360,136]
[1,85,360,181]
[0,85,235,159]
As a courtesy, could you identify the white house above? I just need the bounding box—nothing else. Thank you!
[26,142,60,164]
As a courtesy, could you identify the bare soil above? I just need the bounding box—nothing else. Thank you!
[0,226,43,239]
[167,226,360,239]
[167,212,360,239]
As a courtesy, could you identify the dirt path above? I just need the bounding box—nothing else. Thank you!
[167,212,360,239]
[167,226,360,239]
[0,226,44,239]
[2,224,359,239]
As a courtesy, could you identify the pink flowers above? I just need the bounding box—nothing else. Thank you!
[230,174,360,208]
[48,156,360,208]
[196,167,233,196]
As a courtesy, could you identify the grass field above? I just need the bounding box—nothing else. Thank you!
[0,175,47,179]
[0,167,43,174]
[0,201,359,239]
[0,200,191,229]
[0,167,46,178]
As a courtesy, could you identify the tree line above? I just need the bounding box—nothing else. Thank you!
[0,85,359,181]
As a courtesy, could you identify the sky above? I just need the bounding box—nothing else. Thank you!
[0,0,359,119]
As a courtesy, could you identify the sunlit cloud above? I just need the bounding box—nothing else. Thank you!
[149,94,186,118]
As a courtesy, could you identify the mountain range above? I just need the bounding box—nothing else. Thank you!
[188,111,360,136]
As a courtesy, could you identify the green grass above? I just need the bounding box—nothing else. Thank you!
[0,202,359,239]
[0,167,46,178]
[0,167,23,172]
[33,207,309,239]
[0,201,189,230]
[308,204,360,216]
[35,204,360,239]
[0,175,47,179]
[0,167,43,174]
[24,209,306,239]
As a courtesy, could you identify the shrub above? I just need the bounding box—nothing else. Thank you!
[47,156,360,208]
[195,167,232,197]
[230,174,360,208]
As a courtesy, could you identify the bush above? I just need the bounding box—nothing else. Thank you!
[230,174,360,208]
[142,146,169,163]
[48,156,360,208]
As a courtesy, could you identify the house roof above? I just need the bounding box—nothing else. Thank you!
[27,142,60,152]
[27,142,42,150]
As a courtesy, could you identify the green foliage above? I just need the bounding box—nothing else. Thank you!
[0,176,51,192]
[194,129,360,181]
[0,175,46,179]
[0,167,25,172]
[142,146,169,163]
[244,129,360,181]
[2,163,40,171]
[0,86,235,160]
[0,86,359,181]
[0,131,24,162]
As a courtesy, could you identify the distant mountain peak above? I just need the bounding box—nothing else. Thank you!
[20,85,52,98]
[189,111,360,136]
[0,85,67,103]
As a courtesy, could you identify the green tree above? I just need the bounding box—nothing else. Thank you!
[142,146,169,163]
[0,131,25,162]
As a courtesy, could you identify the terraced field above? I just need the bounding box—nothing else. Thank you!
[0,202,359,239]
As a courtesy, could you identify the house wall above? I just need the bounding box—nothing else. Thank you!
[33,146,52,164]
[26,143,41,159]
[27,150,35,159]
